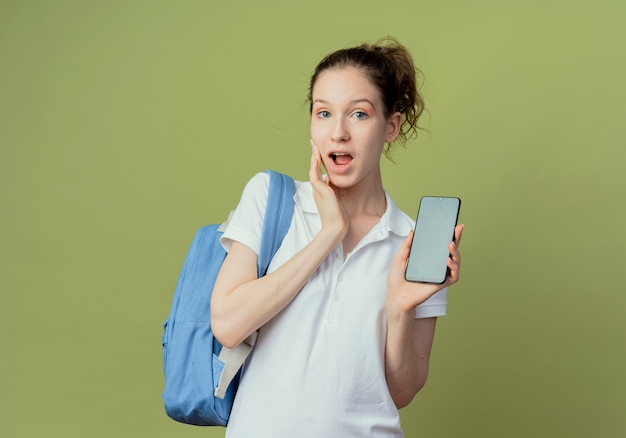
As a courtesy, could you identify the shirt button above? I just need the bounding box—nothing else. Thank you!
[336,252,342,259]
[333,294,341,301]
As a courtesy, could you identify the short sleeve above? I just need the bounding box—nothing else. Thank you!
[220,172,270,255]
[415,288,447,319]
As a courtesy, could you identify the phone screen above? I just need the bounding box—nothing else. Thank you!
[405,196,461,284]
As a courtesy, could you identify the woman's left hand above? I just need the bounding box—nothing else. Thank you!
[387,224,464,314]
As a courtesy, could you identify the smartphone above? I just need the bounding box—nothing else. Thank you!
[405,196,461,284]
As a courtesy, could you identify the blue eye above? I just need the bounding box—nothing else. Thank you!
[353,111,368,119]
[318,110,331,119]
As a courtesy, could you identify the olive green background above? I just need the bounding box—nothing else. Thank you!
[1,1,624,437]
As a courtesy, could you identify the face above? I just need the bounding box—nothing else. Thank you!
[310,67,400,189]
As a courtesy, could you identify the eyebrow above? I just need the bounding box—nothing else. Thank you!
[313,98,377,109]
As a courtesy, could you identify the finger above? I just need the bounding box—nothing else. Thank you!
[313,141,324,182]
[309,150,318,182]
[393,231,413,266]
[446,241,461,283]
[309,140,324,186]
[446,256,460,283]
[453,224,464,247]
[448,240,461,264]
[311,138,330,182]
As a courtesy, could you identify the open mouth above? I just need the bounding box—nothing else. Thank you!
[330,152,353,166]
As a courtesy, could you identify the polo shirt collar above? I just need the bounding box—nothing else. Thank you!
[382,194,413,237]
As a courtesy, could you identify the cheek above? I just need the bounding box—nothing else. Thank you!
[310,120,323,142]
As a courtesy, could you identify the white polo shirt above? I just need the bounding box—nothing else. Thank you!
[221,172,446,438]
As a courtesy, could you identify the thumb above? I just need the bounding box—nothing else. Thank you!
[393,231,413,267]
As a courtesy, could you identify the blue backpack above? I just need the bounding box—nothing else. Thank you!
[162,170,295,426]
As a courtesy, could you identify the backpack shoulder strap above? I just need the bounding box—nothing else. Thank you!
[257,170,296,276]
[214,170,295,399]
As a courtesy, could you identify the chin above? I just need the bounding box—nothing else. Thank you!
[326,172,356,189]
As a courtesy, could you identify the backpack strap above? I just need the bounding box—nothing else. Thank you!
[214,170,295,399]
[258,171,296,276]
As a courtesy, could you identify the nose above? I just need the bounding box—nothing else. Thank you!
[331,118,349,142]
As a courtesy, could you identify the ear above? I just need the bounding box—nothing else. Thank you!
[385,111,402,143]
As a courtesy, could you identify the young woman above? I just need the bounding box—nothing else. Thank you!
[211,37,464,437]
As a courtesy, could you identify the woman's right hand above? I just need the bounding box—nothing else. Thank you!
[309,139,349,243]
[211,143,351,347]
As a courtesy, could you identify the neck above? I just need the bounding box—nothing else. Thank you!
[334,174,388,258]
[336,177,387,220]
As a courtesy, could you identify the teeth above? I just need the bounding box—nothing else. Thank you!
[331,152,351,164]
